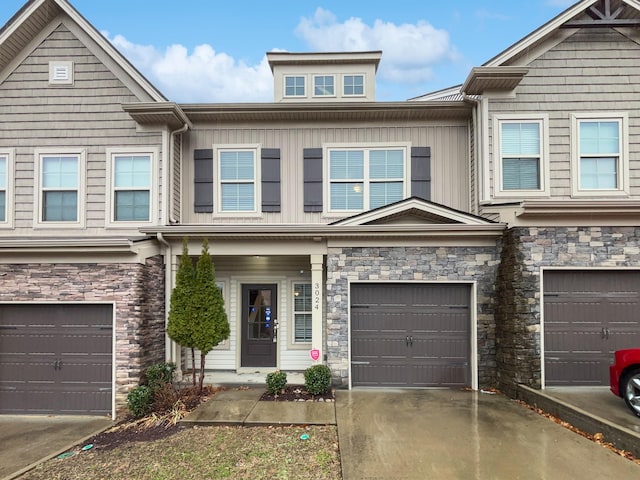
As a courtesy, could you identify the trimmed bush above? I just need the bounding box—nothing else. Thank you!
[127,385,154,418]
[304,364,332,395]
[266,371,288,395]
[145,362,176,391]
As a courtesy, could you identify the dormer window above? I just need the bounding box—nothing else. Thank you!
[285,76,305,97]
[343,75,364,96]
[314,75,335,97]
[267,51,381,102]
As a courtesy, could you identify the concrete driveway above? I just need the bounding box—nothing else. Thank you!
[0,415,112,480]
[336,389,640,480]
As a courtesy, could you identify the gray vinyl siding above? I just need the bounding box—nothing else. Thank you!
[0,24,162,235]
[181,122,469,224]
[487,28,640,200]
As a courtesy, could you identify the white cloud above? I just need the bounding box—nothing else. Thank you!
[295,8,459,86]
[102,8,461,103]
[106,33,274,103]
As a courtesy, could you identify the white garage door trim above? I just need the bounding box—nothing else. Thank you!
[540,267,640,389]
[0,301,116,419]
[347,280,478,390]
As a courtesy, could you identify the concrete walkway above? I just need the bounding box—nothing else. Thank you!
[181,386,336,426]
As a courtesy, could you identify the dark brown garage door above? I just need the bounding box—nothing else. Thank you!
[351,283,471,387]
[544,271,640,386]
[0,304,113,415]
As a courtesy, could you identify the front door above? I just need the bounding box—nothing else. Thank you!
[241,284,278,367]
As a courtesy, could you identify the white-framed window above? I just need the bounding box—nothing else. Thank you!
[313,75,335,97]
[34,149,85,227]
[325,145,408,213]
[106,148,156,225]
[292,283,312,344]
[0,149,13,227]
[215,146,260,214]
[493,114,549,197]
[284,75,306,97]
[343,74,364,96]
[571,113,629,196]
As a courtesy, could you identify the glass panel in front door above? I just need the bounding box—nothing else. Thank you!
[248,288,273,340]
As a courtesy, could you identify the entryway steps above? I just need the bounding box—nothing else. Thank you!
[181,386,336,426]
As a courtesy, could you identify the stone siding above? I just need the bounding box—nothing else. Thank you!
[0,256,165,409]
[495,226,640,397]
[325,245,501,388]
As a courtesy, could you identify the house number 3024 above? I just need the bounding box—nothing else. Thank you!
[313,282,321,310]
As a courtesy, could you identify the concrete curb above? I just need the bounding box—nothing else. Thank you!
[516,384,640,459]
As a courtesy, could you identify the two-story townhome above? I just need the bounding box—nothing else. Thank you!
[459,0,640,397]
[1,0,639,419]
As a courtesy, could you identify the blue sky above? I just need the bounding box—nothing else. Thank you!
[0,0,577,102]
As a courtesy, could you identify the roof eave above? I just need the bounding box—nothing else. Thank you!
[461,66,529,95]
[122,102,192,130]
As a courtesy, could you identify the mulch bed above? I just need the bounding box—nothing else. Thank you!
[259,385,335,402]
[84,385,219,452]
[79,384,334,453]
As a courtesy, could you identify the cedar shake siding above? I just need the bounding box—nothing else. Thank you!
[0,24,163,235]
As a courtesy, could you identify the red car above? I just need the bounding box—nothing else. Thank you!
[610,349,640,417]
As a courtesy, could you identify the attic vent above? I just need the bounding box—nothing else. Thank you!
[49,61,74,85]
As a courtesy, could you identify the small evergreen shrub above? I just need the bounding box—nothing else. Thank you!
[304,364,332,395]
[145,362,176,391]
[266,371,288,395]
[127,385,154,418]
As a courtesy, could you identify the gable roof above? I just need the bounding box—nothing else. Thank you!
[485,0,640,67]
[462,0,640,94]
[330,197,497,227]
[0,0,166,102]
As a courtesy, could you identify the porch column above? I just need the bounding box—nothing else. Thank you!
[311,254,324,363]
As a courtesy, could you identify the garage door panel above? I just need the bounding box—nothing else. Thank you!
[544,271,640,386]
[352,363,412,387]
[412,338,468,359]
[545,358,604,386]
[0,304,113,415]
[352,337,409,360]
[0,333,57,353]
[351,283,471,388]
[412,363,468,387]
[0,388,111,415]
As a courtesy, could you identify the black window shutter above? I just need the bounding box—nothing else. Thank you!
[194,149,214,213]
[411,146,431,201]
[261,148,281,212]
[303,148,323,212]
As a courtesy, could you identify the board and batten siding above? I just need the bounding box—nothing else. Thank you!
[181,122,470,224]
[487,28,640,200]
[0,24,163,236]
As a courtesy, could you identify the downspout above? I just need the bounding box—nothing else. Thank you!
[166,122,189,225]
[462,92,489,206]
[160,122,189,371]
[462,93,480,215]
[157,232,175,366]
